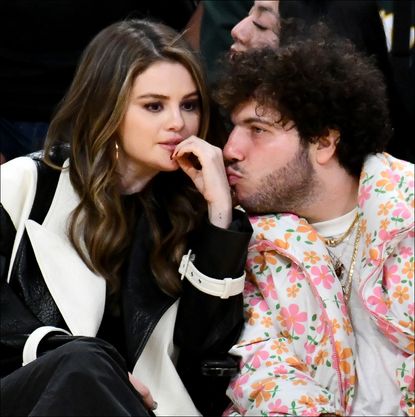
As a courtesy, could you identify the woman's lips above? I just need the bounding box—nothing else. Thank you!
[159,138,183,152]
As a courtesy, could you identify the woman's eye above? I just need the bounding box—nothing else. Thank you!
[144,102,163,112]
[181,100,199,112]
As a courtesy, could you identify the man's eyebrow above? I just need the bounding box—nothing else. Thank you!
[241,117,275,127]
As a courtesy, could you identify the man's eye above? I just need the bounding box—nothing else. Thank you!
[253,21,267,31]
[181,100,199,112]
[252,126,266,134]
[144,102,163,112]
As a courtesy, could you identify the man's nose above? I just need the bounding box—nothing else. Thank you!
[224,127,245,162]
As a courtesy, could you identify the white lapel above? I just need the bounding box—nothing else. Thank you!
[25,162,106,336]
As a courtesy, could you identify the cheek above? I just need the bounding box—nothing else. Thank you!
[184,113,201,135]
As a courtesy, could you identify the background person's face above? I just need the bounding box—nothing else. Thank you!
[230,0,280,54]
[224,100,319,215]
[118,61,201,180]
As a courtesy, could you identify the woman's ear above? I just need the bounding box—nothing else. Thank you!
[315,129,340,165]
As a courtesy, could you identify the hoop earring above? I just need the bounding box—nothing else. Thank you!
[115,142,119,160]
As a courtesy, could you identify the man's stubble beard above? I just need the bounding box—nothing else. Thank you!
[238,145,320,215]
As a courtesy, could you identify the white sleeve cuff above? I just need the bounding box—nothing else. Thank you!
[22,326,72,366]
[178,250,245,299]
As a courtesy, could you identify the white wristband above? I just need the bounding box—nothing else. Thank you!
[179,250,245,299]
[22,326,72,366]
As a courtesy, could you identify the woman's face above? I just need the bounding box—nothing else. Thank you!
[118,60,201,185]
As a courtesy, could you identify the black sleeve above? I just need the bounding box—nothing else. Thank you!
[174,208,252,355]
[0,204,16,283]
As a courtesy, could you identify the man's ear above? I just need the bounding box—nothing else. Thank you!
[315,129,340,164]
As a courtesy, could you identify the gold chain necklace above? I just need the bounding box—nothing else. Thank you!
[324,212,359,247]
[342,222,361,303]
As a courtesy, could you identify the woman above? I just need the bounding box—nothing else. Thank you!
[0,19,252,416]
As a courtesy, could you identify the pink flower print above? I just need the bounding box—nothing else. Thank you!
[268,399,289,414]
[280,304,308,335]
[288,265,305,283]
[251,349,270,368]
[384,264,400,288]
[301,407,319,416]
[379,229,394,242]
[399,246,413,259]
[249,215,260,224]
[244,280,257,294]
[336,291,348,315]
[358,185,372,208]
[274,365,288,374]
[250,297,270,312]
[367,287,389,314]
[393,202,412,220]
[304,342,316,354]
[230,373,249,398]
[311,265,335,289]
[408,303,414,316]
[259,275,278,299]
[404,367,414,392]
[316,313,328,334]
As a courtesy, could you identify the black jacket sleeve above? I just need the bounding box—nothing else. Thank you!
[174,208,252,355]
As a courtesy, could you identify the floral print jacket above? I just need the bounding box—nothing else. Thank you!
[225,153,414,416]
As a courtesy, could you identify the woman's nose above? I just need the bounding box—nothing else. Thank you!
[167,108,185,131]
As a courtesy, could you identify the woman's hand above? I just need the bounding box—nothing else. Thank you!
[128,372,157,411]
[172,136,232,229]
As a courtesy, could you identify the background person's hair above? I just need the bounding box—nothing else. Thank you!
[214,24,392,177]
[43,19,210,296]
[277,0,412,162]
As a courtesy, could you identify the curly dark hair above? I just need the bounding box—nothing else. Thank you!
[214,24,392,177]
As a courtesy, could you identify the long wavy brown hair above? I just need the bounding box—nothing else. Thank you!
[43,19,212,296]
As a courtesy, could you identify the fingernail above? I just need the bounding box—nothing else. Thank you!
[151,401,158,410]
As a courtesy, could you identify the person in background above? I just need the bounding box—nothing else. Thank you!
[0,18,252,416]
[0,0,199,164]
[229,0,414,162]
[213,27,414,416]
[185,0,253,84]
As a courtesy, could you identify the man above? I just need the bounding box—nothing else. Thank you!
[214,31,414,416]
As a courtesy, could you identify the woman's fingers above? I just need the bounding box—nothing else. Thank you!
[128,372,157,411]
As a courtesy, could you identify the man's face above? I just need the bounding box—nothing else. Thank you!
[224,100,319,215]
[230,0,280,55]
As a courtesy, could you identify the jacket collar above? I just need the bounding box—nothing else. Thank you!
[25,161,106,336]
